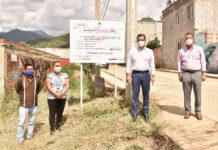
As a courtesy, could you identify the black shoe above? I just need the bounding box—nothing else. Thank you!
[56,127,61,131]
[132,114,137,122]
[144,115,149,122]
[50,130,55,135]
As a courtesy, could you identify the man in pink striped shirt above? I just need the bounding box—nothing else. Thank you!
[178,33,206,120]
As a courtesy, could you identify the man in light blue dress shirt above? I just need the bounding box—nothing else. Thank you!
[126,34,155,122]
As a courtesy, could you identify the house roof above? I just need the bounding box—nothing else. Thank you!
[0,39,59,58]
[162,0,180,14]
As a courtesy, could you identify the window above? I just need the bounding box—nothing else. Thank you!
[176,13,181,24]
[177,42,182,50]
[187,6,194,19]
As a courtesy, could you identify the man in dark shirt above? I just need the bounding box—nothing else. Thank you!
[16,63,42,147]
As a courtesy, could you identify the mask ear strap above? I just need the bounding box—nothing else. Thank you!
[33,77,36,106]
[23,77,26,107]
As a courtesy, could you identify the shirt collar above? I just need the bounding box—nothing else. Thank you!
[185,44,195,51]
[137,47,146,51]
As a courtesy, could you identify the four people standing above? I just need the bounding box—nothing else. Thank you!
[126,34,155,122]
[16,64,42,146]
[46,61,69,135]
[178,33,206,120]
[15,32,208,147]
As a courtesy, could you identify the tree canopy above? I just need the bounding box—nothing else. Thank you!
[141,17,155,22]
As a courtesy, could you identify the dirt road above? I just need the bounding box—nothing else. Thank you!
[102,65,218,150]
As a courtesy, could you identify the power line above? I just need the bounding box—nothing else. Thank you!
[148,0,167,19]
[100,0,108,17]
[102,0,110,21]
[150,0,161,18]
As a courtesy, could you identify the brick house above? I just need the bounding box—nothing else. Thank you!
[0,39,59,99]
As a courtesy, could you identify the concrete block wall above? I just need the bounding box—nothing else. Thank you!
[37,48,75,66]
[0,39,60,99]
[38,48,70,59]
[136,21,162,44]
[195,0,215,31]
[195,0,218,44]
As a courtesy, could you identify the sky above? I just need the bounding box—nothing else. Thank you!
[0,0,167,36]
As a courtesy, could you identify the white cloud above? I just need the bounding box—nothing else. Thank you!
[137,0,167,20]
[0,0,166,36]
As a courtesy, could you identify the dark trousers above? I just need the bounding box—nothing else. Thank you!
[47,99,66,131]
[132,72,151,116]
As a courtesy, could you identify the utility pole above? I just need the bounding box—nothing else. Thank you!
[94,0,105,97]
[95,0,101,20]
[95,0,101,78]
[126,0,137,101]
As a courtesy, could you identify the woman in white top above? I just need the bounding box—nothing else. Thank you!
[46,61,69,135]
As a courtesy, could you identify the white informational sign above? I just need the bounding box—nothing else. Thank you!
[70,20,125,63]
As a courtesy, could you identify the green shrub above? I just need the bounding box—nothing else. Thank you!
[141,17,155,22]
[62,65,80,77]
[83,64,95,75]
[146,37,161,49]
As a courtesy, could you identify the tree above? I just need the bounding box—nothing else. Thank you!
[19,41,30,47]
[167,0,172,6]
[141,17,155,22]
[146,37,161,49]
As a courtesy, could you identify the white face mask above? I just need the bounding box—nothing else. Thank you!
[186,39,193,46]
[54,67,61,73]
[138,41,145,48]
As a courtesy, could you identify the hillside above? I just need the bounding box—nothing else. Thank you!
[34,30,53,38]
[0,29,52,43]
[27,33,69,48]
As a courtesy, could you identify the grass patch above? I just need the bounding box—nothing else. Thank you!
[84,106,116,118]
[62,65,95,99]
[0,89,181,149]
[0,90,19,120]
[147,122,164,138]
[0,69,181,150]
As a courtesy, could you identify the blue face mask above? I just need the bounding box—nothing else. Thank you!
[26,71,34,76]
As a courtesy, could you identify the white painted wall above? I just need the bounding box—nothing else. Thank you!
[38,48,70,59]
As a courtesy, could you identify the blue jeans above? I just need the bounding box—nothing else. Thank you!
[17,106,37,143]
[132,72,150,116]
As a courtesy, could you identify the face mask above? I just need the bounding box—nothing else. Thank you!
[26,70,34,76]
[54,67,61,73]
[138,41,145,48]
[186,39,193,46]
